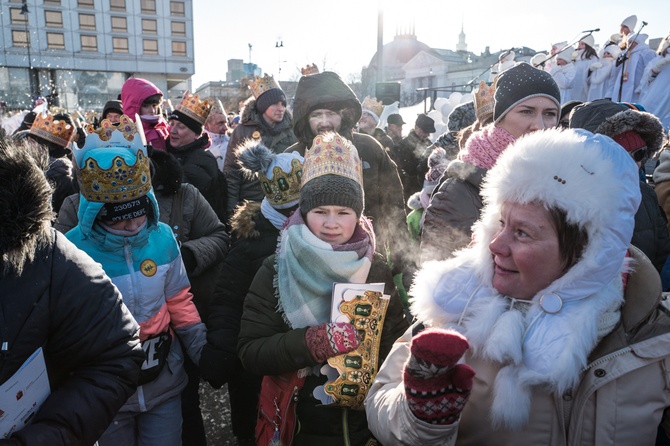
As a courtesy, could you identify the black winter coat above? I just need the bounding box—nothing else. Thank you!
[167,133,227,222]
[632,180,670,272]
[200,201,280,387]
[1,231,143,445]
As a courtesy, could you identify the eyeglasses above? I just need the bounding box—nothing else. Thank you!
[629,147,647,163]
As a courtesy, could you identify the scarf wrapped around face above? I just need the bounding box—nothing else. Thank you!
[276,210,375,329]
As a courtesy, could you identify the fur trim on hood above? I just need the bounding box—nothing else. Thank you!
[230,200,263,240]
[292,71,361,144]
[594,109,665,154]
[0,139,54,276]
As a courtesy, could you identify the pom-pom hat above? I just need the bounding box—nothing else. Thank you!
[236,140,304,209]
[300,132,364,217]
[493,62,561,123]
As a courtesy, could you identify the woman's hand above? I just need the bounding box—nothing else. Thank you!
[403,328,475,425]
[305,322,360,363]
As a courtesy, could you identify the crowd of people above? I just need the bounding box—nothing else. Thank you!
[1,12,670,446]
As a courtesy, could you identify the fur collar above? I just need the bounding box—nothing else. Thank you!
[230,201,263,240]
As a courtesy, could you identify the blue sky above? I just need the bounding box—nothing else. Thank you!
[192,0,670,90]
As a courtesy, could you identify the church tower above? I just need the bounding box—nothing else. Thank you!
[456,22,467,53]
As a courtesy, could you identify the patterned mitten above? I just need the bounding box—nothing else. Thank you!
[305,322,359,363]
[403,328,475,425]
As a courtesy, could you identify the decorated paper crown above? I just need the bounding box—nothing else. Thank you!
[74,114,152,203]
[29,112,75,148]
[361,96,384,119]
[248,74,281,100]
[474,80,495,123]
[300,63,319,76]
[301,133,363,188]
[208,98,226,116]
[175,91,213,125]
[259,158,303,208]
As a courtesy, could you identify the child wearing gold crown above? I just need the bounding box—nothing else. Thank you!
[65,120,206,446]
[238,132,408,445]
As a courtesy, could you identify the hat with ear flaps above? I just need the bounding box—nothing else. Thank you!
[410,128,641,431]
[236,139,304,209]
[299,132,364,217]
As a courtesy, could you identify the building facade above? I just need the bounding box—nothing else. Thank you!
[0,0,194,111]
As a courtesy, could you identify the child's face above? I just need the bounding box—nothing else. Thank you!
[140,100,162,116]
[305,206,358,245]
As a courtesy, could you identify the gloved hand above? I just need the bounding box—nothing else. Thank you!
[198,343,235,389]
[589,61,603,70]
[305,322,359,363]
[403,328,475,425]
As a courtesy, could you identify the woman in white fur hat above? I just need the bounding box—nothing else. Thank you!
[365,128,670,445]
[638,32,670,130]
[549,45,576,103]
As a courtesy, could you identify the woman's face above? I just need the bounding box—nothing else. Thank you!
[489,201,567,300]
[168,120,198,147]
[305,206,358,245]
[497,96,559,139]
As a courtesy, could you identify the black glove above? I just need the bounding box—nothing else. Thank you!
[181,247,197,273]
[198,343,235,389]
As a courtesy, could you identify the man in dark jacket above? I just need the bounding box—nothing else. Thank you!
[223,75,297,217]
[0,135,143,445]
[286,71,413,286]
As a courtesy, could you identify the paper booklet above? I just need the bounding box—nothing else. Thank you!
[313,282,390,410]
[0,347,51,439]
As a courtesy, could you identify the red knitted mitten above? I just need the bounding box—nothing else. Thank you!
[403,328,475,425]
[305,322,359,363]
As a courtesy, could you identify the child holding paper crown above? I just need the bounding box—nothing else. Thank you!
[65,117,206,446]
[238,132,408,445]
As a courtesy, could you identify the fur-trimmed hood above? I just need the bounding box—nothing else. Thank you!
[291,71,361,144]
[594,109,665,154]
[230,200,263,240]
[0,139,53,276]
[410,129,641,430]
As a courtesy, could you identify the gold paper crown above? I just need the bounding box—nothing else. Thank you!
[324,290,390,409]
[74,114,151,203]
[474,81,495,123]
[259,158,303,208]
[248,74,281,100]
[78,149,151,204]
[361,96,384,118]
[29,112,75,148]
[175,91,213,125]
[302,133,363,188]
[300,63,319,76]
[208,98,226,116]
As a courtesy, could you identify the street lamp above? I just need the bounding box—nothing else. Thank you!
[20,1,31,69]
[275,40,283,80]
[20,0,38,98]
